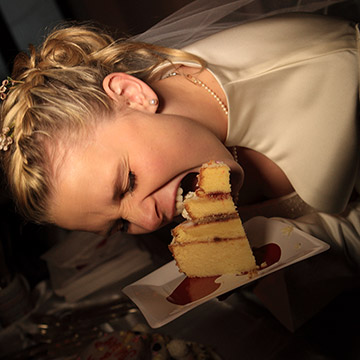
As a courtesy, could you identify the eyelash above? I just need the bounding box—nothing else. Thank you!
[127,171,136,194]
[115,171,136,233]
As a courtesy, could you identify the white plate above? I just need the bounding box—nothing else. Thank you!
[122,217,329,328]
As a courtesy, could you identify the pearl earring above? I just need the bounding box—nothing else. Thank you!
[149,98,158,106]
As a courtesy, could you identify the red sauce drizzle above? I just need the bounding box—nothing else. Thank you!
[167,276,220,305]
[253,243,281,268]
[167,243,281,306]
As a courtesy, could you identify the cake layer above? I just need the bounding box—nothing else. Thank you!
[183,192,237,220]
[169,238,257,277]
[197,161,231,194]
[171,215,246,243]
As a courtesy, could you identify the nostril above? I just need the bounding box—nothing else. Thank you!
[180,172,198,196]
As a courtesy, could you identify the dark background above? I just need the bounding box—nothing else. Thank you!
[0,0,193,80]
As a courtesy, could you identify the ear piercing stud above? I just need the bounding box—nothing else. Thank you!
[149,98,159,106]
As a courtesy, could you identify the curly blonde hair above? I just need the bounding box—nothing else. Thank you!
[0,23,205,224]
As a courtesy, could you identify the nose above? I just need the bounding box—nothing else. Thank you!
[127,197,164,234]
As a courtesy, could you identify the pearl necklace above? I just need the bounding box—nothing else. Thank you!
[165,71,228,115]
[230,145,238,164]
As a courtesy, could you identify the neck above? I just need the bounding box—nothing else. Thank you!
[150,66,228,142]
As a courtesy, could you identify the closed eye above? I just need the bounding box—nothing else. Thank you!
[121,171,136,198]
[127,171,136,194]
[111,171,135,234]
[112,169,136,202]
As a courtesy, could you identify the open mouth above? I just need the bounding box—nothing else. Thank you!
[175,172,198,216]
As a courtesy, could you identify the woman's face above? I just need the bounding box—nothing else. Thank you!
[50,108,243,235]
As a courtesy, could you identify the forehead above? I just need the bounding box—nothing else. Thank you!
[48,123,120,231]
[48,124,95,187]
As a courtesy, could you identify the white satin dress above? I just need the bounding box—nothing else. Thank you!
[182,13,359,214]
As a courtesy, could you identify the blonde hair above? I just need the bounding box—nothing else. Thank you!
[0,23,205,224]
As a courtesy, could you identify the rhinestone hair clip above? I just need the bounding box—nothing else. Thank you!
[0,77,24,152]
[0,77,23,101]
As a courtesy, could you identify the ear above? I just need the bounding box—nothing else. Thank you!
[102,73,159,112]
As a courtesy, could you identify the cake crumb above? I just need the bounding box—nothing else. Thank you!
[281,225,294,237]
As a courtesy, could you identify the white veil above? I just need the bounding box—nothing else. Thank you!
[132,0,349,48]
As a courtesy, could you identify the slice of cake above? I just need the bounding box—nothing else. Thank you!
[181,161,237,220]
[169,161,257,278]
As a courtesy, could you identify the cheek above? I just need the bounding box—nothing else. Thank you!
[128,139,181,186]
[134,149,173,176]
[128,133,178,167]
[126,116,222,171]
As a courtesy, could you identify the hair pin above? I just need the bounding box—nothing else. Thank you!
[0,77,24,101]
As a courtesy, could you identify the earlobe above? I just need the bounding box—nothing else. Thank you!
[102,73,159,112]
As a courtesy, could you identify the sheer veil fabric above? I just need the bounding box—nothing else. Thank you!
[132,0,347,48]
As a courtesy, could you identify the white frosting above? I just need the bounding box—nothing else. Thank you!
[181,191,196,220]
